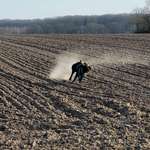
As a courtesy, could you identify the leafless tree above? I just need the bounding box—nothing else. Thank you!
[131,0,150,33]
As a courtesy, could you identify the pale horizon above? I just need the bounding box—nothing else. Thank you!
[0,0,146,19]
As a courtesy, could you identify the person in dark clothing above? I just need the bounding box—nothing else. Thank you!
[69,61,91,82]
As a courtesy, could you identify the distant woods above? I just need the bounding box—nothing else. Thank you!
[0,15,133,34]
[131,14,150,33]
[0,14,149,34]
[131,0,150,33]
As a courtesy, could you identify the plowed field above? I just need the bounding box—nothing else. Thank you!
[0,34,150,149]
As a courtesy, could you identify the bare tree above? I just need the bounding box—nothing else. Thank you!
[132,0,150,33]
[144,0,150,14]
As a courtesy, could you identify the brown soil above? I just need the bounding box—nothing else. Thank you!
[0,34,150,149]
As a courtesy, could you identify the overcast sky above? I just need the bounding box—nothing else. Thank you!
[0,0,146,19]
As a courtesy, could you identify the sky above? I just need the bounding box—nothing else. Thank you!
[0,0,146,19]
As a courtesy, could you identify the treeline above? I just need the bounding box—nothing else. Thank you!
[131,12,150,33]
[132,14,150,33]
[0,15,134,34]
[131,0,150,33]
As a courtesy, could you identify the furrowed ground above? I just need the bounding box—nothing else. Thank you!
[0,34,150,149]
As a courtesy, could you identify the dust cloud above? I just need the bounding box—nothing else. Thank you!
[87,52,149,66]
[49,52,148,80]
[49,53,83,80]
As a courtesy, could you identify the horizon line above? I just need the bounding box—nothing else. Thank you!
[0,13,132,21]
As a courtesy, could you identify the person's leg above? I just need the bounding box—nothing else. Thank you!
[69,70,75,80]
[78,67,84,82]
[72,72,78,82]
[79,72,84,82]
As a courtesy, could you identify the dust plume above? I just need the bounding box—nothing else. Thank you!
[49,52,148,80]
[86,52,149,66]
[49,53,83,80]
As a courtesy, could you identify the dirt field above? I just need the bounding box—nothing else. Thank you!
[0,34,150,149]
